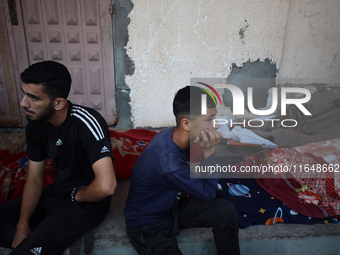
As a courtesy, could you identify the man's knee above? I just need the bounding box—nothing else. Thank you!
[214,198,238,227]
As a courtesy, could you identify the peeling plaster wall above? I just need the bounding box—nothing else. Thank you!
[125,0,289,128]
[114,0,134,128]
[120,0,339,128]
[279,0,340,85]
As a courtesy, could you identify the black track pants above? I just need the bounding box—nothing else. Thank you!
[127,197,240,255]
[0,194,110,255]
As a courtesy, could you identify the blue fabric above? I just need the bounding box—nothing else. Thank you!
[219,176,338,228]
[124,127,219,228]
[213,155,338,228]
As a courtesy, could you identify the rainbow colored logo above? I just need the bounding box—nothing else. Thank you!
[197,82,223,106]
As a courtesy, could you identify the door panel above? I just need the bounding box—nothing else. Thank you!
[0,0,22,127]
[0,0,116,127]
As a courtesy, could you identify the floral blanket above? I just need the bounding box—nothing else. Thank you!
[193,137,340,221]
[239,146,340,218]
[0,150,55,203]
[217,138,340,227]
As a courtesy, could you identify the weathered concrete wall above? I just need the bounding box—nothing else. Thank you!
[125,0,289,128]
[279,0,340,85]
[115,0,339,128]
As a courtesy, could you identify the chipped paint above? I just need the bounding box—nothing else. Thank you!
[125,0,292,127]
[119,0,340,128]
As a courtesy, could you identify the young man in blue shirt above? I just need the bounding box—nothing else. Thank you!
[124,86,240,255]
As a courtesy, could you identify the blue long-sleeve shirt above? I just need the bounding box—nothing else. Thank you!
[124,127,218,228]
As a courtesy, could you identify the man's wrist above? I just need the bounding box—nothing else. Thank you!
[70,187,80,202]
[16,219,30,231]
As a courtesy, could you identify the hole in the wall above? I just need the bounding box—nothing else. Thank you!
[223,59,278,114]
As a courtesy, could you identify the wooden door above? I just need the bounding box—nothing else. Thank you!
[0,0,22,127]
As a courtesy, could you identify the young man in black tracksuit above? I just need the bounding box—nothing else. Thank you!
[0,61,117,255]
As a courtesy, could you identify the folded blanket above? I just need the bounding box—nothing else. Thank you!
[110,129,157,179]
[239,148,340,218]
[0,150,56,203]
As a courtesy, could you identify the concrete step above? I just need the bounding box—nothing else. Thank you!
[92,180,340,255]
[1,180,339,255]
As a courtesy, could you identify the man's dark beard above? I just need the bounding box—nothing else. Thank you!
[26,102,55,122]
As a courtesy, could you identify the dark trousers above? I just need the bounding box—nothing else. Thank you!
[0,194,110,255]
[127,197,240,255]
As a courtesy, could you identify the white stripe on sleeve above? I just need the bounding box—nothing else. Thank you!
[71,106,104,141]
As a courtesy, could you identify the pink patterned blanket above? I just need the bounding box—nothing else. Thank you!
[238,138,340,218]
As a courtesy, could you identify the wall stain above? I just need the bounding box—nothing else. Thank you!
[239,20,249,44]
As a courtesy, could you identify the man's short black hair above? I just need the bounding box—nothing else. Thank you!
[173,86,216,126]
[20,61,72,100]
